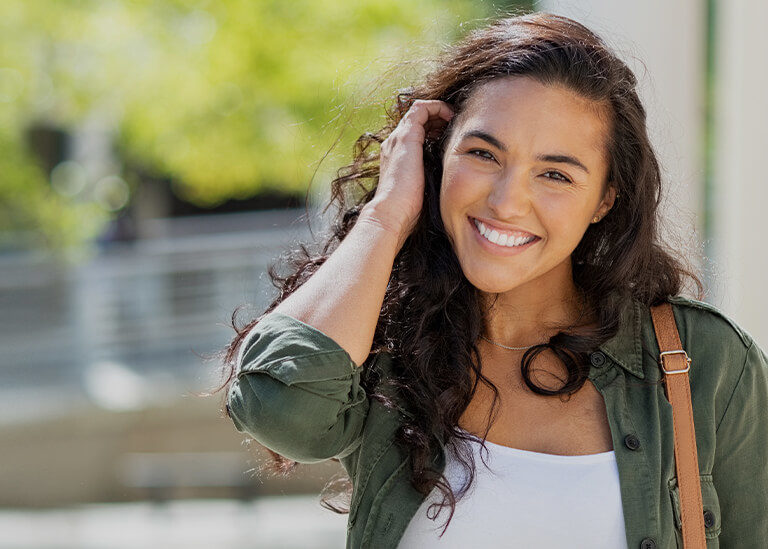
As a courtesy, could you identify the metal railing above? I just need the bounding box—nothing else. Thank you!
[0,207,331,425]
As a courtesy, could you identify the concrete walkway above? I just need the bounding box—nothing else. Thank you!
[0,496,347,549]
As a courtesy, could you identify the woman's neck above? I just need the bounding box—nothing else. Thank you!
[480,274,594,347]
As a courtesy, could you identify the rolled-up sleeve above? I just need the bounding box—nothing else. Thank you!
[227,312,369,464]
[712,337,768,546]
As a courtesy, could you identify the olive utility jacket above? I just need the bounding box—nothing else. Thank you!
[226,296,768,548]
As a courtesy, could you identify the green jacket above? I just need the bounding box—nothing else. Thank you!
[227,296,768,548]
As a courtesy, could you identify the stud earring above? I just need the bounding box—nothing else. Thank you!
[592,216,600,223]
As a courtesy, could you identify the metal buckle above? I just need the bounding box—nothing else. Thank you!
[659,350,691,374]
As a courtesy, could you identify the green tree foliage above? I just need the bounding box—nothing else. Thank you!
[115,0,489,206]
[0,0,513,252]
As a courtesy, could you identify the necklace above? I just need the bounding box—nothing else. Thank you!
[479,334,547,351]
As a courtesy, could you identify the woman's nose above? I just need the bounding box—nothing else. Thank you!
[487,171,532,218]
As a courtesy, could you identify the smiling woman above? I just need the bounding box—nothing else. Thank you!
[214,10,768,549]
[439,77,616,310]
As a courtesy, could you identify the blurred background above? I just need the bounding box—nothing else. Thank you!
[1,0,765,547]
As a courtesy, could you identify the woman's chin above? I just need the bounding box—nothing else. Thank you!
[462,268,528,294]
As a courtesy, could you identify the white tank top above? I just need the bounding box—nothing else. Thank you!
[397,428,628,548]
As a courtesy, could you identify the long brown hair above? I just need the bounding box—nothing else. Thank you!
[211,10,703,535]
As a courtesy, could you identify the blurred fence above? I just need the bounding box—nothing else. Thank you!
[0,208,346,506]
[1,208,319,423]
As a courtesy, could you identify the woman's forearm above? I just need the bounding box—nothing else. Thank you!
[269,203,404,367]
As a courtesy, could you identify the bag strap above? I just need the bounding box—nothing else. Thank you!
[649,302,706,548]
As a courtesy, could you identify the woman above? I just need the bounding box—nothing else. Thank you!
[218,11,768,549]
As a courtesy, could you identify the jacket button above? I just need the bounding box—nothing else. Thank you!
[590,351,607,367]
[703,509,716,528]
[640,538,656,549]
[624,434,641,450]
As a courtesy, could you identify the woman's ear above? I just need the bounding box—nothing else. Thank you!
[594,184,618,220]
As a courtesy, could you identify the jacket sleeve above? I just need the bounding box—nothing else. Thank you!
[711,336,768,547]
[226,312,370,464]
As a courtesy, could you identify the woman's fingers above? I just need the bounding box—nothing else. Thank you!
[405,99,455,124]
[397,100,455,140]
[367,99,456,241]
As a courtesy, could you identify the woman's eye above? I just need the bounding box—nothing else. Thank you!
[543,170,571,183]
[468,149,496,162]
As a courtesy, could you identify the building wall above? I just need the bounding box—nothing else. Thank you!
[710,0,768,345]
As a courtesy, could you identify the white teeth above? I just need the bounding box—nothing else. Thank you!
[474,219,536,248]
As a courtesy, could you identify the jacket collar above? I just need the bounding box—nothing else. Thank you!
[597,296,646,380]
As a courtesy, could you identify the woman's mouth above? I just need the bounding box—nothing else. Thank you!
[469,216,541,255]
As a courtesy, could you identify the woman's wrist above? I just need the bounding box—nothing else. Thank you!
[358,201,411,249]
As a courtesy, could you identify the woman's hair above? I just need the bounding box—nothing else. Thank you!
[211,10,704,535]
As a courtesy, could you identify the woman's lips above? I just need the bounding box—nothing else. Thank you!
[469,216,541,256]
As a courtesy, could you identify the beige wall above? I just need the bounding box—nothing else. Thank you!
[710,0,768,346]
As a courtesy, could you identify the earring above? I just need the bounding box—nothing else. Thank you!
[592,216,600,223]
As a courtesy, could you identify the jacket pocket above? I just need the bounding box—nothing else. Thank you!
[668,473,721,545]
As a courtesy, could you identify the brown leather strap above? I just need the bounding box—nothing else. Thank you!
[650,302,706,548]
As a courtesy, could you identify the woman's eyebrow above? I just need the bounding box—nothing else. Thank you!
[461,130,508,152]
[459,129,591,175]
[537,153,590,175]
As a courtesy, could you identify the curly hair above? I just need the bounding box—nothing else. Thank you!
[211,9,704,536]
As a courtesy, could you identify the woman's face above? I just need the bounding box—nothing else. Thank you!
[439,76,616,296]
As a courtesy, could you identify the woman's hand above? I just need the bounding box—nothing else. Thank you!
[360,100,455,242]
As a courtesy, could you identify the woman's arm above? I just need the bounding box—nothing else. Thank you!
[227,100,453,462]
[227,311,371,463]
[268,99,454,367]
[269,207,404,368]
[711,337,768,546]
[227,213,405,463]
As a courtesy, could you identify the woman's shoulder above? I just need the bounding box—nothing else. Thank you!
[665,295,755,349]
[632,295,755,375]
[659,295,767,398]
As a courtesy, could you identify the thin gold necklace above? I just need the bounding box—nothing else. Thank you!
[479,334,546,351]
